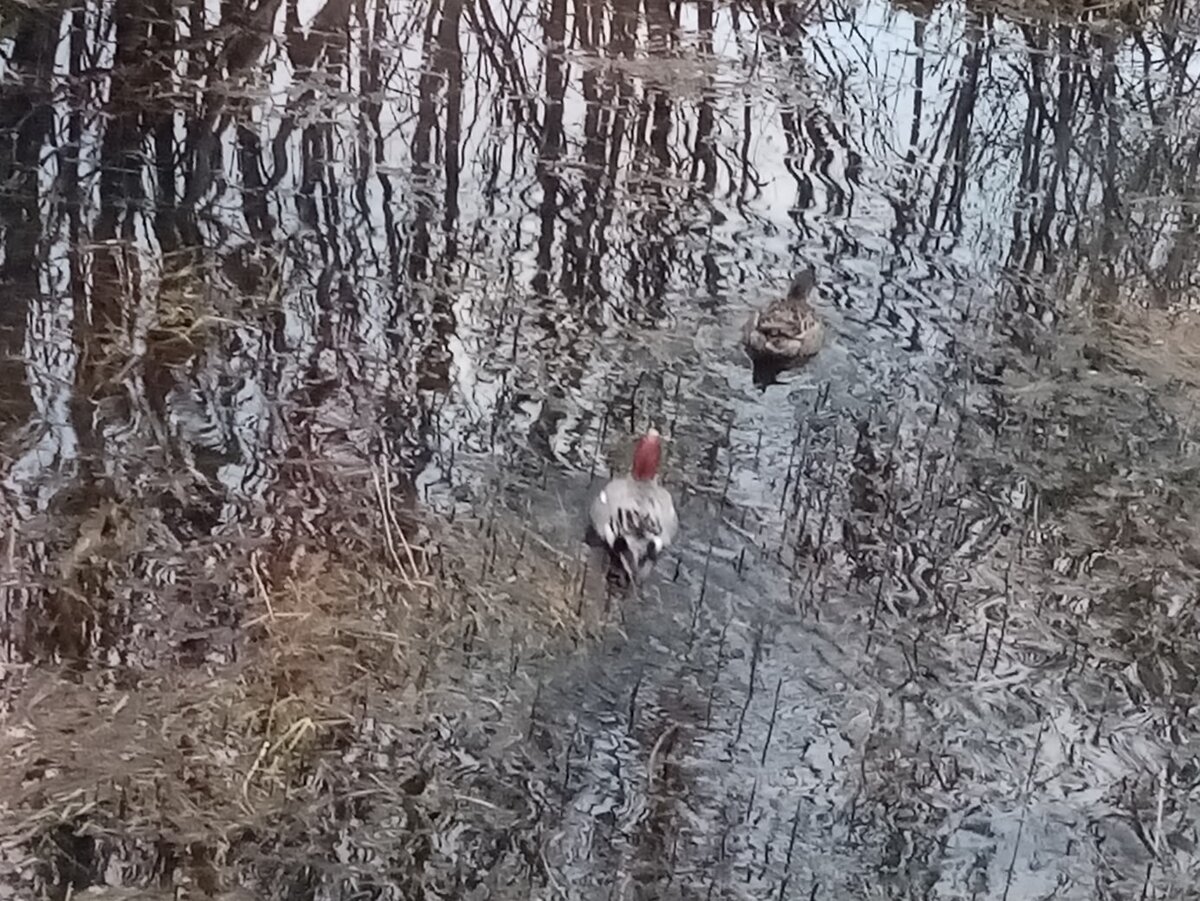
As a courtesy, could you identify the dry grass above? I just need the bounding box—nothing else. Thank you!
[0,236,597,894]
[1107,307,1200,389]
[0,467,588,897]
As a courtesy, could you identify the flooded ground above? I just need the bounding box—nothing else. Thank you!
[3,0,1200,896]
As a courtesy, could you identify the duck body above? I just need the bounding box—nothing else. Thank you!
[743,267,825,365]
[589,430,678,583]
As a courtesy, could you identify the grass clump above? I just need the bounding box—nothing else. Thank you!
[0,461,585,899]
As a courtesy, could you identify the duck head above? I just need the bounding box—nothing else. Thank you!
[631,428,663,481]
[787,266,817,302]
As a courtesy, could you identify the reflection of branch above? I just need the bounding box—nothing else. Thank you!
[466,0,543,145]
[921,11,982,247]
[442,0,464,241]
[533,0,568,299]
[409,0,444,279]
[691,0,717,193]
[360,0,404,288]
[402,0,460,386]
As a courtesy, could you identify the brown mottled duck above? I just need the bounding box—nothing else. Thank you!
[743,267,825,372]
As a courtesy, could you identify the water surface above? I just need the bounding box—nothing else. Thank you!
[2,0,1200,896]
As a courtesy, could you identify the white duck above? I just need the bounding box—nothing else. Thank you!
[589,428,679,584]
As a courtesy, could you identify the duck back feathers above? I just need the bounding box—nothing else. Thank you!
[743,267,825,364]
[590,476,678,582]
[589,430,678,584]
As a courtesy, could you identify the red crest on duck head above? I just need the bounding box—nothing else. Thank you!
[631,429,662,481]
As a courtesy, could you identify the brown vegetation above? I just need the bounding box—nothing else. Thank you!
[0,474,588,896]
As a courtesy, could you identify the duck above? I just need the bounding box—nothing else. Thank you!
[589,428,679,584]
[743,267,825,373]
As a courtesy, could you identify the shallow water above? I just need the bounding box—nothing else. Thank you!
[3,0,1200,896]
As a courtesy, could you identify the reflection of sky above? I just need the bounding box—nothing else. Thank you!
[399,0,991,481]
[4,0,1197,512]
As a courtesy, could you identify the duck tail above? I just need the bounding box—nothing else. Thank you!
[609,536,656,586]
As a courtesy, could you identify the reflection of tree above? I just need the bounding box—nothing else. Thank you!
[0,15,52,432]
[0,13,59,666]
[409,0,463,390]
[533,0,567,304]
